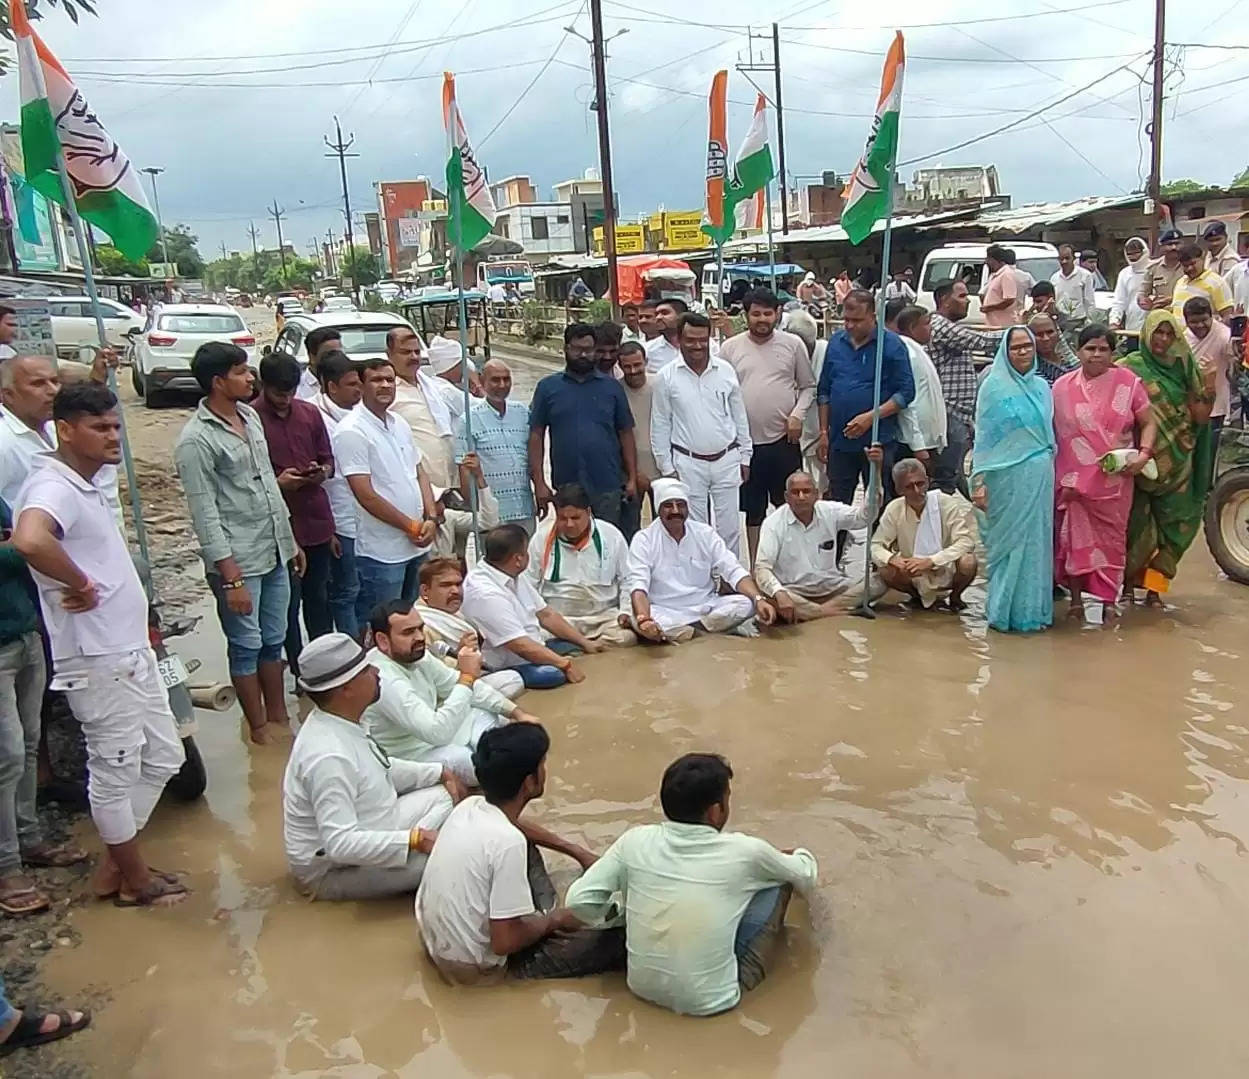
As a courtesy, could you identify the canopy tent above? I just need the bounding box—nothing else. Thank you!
[612,254,695,306]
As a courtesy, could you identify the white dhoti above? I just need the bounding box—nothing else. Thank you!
[434,488,501,559]
[649,594,754,635]
[552,603,637,647]
[480,669,524,699]
[673,454,743,561]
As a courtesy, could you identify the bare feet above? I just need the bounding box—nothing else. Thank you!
[1066,603,1085,622]
[248,723,274,746]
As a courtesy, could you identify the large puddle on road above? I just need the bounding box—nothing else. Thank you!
[42,549,1249,1078]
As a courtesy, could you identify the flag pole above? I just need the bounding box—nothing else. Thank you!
[853,188,895,621]
[454,245,480,558]
[39,75,150,567]
[765,178,777,294]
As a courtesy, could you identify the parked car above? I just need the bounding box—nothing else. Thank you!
[916,242,1114,325]
[49,295,145,357]
[131,303,257,407]
[321,295,357,313]
[268,310,424,373]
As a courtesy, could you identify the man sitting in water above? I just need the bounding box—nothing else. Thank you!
[413,557,524,700]
[282,634,459,901]
[460,524,605,688]
[525,483,637,648]
[565,752,817,1016]
[754,460,887,622]
[627,478,776,642]
[416,722,625,985]
[871,458,978,610]
[363,601,538,785]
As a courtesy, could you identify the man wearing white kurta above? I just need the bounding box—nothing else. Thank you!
[871,458,979,610]
[363,601,535,784]
[526,483,636,647]
[755,468,887,622]
[627,479,776,643]
[650,313,751,559]
[283,634,457,901]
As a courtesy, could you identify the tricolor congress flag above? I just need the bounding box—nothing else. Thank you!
[702,79,775,246]
[841,31,905,246]
[442,72,496,253]
[13,0,157,261]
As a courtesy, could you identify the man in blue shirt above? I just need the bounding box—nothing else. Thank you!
[817,289,914,504]
[528,323,638,531]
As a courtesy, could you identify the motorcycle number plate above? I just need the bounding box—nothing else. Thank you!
[157,655,189,690]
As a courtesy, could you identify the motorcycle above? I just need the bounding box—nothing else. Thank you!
[150,603,210,802]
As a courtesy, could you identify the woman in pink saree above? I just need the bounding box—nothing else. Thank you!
[1052,325,1158,623]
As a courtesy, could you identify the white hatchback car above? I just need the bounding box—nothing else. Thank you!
[268,310,424,374]
[49,295,144,358]
[131,303,257,406]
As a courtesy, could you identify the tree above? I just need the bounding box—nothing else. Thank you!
[341,246,381,287]
[0,1,97,70]
[1231,165,1249,190]
[95,243,147,277]
[148,224,204,278]
[1160,179,1207,197]
[262,256,320,293]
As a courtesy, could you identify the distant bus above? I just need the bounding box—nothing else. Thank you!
[476,259,535,296]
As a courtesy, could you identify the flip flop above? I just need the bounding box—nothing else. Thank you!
[94,868,183,901]
[114,875,189,908]
[0,883,50,917]
[0,1009,91,1056]
[22,844,90,869]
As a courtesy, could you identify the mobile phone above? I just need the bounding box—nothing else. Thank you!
[1231,315,1247,339]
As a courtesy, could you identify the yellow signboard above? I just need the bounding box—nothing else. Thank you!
[592,224,646,256]
[647,213,664,234]
[661,211,708,250]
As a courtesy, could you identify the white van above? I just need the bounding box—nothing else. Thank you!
[917,241,1114,325]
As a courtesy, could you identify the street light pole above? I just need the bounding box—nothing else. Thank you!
[140,166,171,269]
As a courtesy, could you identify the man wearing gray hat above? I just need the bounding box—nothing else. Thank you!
[282,633,460,900]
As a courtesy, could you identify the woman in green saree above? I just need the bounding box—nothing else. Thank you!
[1120,309,1217,604]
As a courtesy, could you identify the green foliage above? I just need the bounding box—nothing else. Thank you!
[1160,179,1207,197]
[585,298,611,324]
[147,225,204,278]
[0,0,97,38]
[521,300,550,344]
[341,246,381,288]
[1232,165,1249,190]
[94,243,146,277]
[261,256,320,293]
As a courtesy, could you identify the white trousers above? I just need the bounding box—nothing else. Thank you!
[480,669,524,699]
[672,453,743,560]
[58,648,185,846]
[650,594,754,635]
[418,709,506,785]
[305,785,453,901]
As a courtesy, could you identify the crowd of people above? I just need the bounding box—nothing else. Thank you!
[0,223,1241,1040]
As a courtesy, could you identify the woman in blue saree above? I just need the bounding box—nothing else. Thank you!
[971,325,1056,633]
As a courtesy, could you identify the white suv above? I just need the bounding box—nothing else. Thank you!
[49,295,144,357]
[131,304,257,406]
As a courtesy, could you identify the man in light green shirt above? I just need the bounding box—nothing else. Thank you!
[565,753,817,1016]
[362,601,536,784]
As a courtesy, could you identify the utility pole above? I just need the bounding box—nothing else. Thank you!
[771,23,789,235]
[588,0,620,315]
[219,241,228,261]
[1147,0,1166,247]
[247,220,261,287]
[140,166,171,268]
[738,27,790,236]
[324,117,360,299]
[268,200,287,282]
[325,228,338,278]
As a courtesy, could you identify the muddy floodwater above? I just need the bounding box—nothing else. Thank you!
[33,534,1249,1078]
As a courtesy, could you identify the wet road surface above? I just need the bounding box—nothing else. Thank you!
[41,540,1249,1077]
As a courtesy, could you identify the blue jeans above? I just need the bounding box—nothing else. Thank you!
[211,563,291,677]
[733,884,791,994]
[285,541,334,677]
[510,640,581,689]
[0,973,13,1028]
[329,534,360,640]
[354,554,426,631]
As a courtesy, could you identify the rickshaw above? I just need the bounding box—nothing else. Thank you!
[398,288,492,361]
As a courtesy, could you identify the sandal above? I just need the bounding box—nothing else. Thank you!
[0,879,50,917]
[23,843,90,869]
[114,875,189,908]
[0,1009,91,1056]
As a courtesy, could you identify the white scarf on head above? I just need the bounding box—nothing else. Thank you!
[913,490,944,559]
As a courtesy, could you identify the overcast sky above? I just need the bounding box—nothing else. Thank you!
[3,0,1244,259]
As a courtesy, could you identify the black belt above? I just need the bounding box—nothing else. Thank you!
[671,441,739,463]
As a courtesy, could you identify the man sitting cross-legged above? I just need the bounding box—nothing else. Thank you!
[282,633,459,901]
[460,524,605,688]
[566,752,817,1016]
[627,478,776,643]
[416,722,626,985]
[525,483,637,648]
[363,600,538,786]
[412,557,524,700]
[754,454,888,623]
[871,457,978,611]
